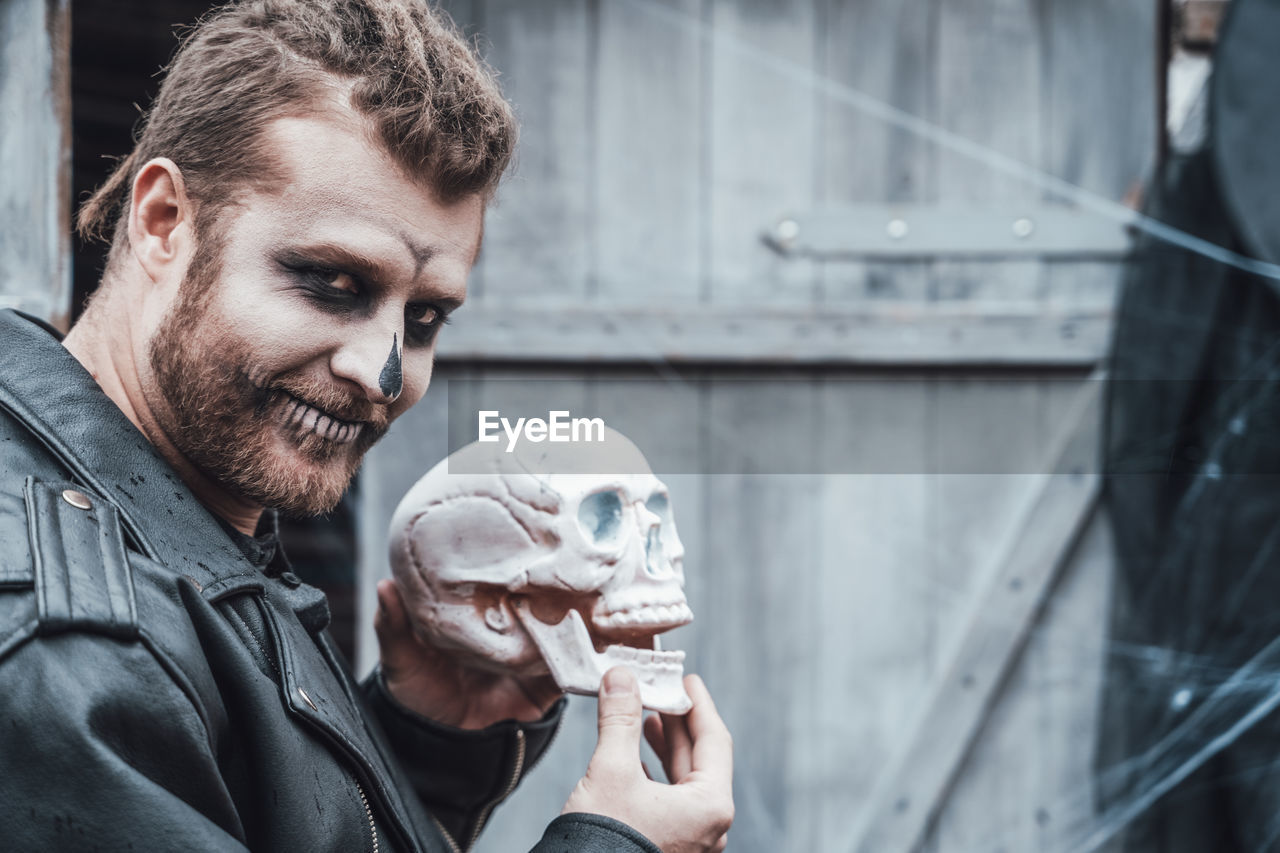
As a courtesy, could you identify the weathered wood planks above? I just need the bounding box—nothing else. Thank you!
[0,0,71,326]
[351,3,1157,853]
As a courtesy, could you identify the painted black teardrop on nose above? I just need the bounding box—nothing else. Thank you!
[378,333,403,400]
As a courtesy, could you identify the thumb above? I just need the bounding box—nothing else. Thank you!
[589,666,644,774]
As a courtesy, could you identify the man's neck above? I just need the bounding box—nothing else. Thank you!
[63,290,265,536]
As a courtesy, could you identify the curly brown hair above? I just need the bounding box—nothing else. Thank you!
[77,0,516,251]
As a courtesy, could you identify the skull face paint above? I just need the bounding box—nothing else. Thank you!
[388,427,694,713]
[378,333,403,401]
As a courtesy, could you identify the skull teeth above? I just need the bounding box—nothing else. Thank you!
[607,644,687,670]
[510,602,693,712]
[596,603,693,631]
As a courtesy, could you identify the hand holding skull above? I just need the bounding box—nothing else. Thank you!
[386,427,695,720]
[567,666,734,853]
[384,428,734,848]
[372,577,561,727]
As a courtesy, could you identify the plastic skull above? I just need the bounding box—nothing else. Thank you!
[389,427,693,713]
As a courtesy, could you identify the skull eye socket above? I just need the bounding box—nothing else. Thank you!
[643,492,676,576]
[578,490,624,545]
[645,492,670,522]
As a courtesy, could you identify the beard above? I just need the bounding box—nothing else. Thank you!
[147,232,389,517]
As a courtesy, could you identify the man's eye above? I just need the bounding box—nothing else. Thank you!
[300,267,359,295]
[282,259,363,300]
[405,303,449,345]
[406,303,439,325]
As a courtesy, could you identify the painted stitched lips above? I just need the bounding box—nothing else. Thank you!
[281,393,364,444]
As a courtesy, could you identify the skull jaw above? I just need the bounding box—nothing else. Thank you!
[512,600,693,714]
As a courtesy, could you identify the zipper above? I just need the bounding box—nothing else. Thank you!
[430,814,462,853]
[462,730,526,853]
[355,779,380,853]
[436,711,565,853]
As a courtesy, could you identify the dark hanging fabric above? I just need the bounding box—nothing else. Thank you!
[1098,1,1280,849]
[1214,0,1280,271]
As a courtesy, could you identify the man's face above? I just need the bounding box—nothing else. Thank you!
[145,113,483,516]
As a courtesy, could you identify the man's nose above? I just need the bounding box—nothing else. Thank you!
[330,328,404,404]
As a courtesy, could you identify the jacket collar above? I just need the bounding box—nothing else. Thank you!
[0,309,262,586]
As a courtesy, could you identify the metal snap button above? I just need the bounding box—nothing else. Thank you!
[280,571,303,589]
[61,489,92,510]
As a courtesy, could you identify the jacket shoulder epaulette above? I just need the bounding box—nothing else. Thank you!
[0,399,146,660]
[25,476,139,640]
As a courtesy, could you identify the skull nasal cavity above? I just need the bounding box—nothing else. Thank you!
[645,527,667,576]
[578,491,623,543]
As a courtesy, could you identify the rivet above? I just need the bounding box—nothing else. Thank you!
[1012,217,1035,238]
[298,687,318,712]
[61,489,92,511]
[886,218,909,240]
[775,218,801,243]
[280,571,303,589]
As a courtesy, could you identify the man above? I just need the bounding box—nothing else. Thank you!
[0,1,733,851]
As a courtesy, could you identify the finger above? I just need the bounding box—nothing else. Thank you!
[373,580,397,638]
[643,714,673,782]
[377,579,410,634]
[588,666,645,778]
[684,674,734,787]
[713,832,729,853]
[374,580,420,674]
[373,580,390,633]
[643,713,667,755]
[662,711,694,782]
[641,761,655,781]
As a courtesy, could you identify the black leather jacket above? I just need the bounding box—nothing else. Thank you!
[0,310,658,853]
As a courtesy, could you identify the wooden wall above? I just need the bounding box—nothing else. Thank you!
[0,0,71,326]
[3,0,1156,849]
[353,1,1157,850]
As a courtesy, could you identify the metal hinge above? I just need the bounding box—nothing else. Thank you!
[763,205,1134,260]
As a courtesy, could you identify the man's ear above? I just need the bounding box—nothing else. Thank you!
[127,158,193,284]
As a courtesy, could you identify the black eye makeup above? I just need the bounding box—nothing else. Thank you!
[404,301,451,346]
[278,255,364,306]
[276,251,452,346]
